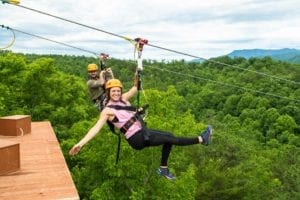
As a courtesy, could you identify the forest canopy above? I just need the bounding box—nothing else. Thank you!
[0,51,299,199]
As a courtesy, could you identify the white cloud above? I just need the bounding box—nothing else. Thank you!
[0,0,299,60]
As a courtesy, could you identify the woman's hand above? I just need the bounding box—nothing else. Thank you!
[69,144,82,156]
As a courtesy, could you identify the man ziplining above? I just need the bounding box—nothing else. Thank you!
[86,53,114,111]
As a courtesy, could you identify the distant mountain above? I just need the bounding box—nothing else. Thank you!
[227,48,300,64]
[189,58,206,63]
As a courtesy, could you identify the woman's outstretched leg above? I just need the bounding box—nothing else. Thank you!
[147,125,213,180]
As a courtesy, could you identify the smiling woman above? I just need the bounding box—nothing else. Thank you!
[69,72,213,181]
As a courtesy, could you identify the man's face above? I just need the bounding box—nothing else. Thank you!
[89,70,98,78]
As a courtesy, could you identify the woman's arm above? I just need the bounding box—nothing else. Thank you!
[69,109,109,156]
[122,85,138,101]
[122,72,139,101]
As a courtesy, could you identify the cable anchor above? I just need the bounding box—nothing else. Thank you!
[1,0,20,5]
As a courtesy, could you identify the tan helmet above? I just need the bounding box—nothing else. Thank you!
[87,63,98,72]
[105,79,123,89]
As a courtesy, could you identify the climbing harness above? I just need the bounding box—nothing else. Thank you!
[107,104,149,134]
[107,104,149,165]
[0,25,16,50]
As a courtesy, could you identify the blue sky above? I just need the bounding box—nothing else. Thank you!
[1,0,299,60]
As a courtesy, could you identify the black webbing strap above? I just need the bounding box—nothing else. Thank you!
[106,104,137,111]
[106,104,149,165]
[106,105,137,165]
[107,104,139,134]
[120,115,138,134]
[106,121,121,165]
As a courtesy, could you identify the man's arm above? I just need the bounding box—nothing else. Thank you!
[87,76,105,88]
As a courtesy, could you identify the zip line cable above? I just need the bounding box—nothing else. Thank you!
[1,24,298,104]
[1,1,135,42]
[2,1,300,86]
[0,24,16,49]
[1,25,99,56]
[146,42,300,86]
[199,59,300,86]
[144,65,300,103]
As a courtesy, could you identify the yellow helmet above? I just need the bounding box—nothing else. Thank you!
[105,79,123,89]
[87,63,98,72]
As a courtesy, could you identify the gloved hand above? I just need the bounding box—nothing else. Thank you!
[107,68,114,78]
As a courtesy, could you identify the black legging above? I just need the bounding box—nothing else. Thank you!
[126,128,199,166]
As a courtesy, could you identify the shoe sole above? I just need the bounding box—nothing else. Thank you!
[156,169,176,180]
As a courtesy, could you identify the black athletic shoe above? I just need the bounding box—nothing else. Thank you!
[157,167,176,180]
[200,125,212,145]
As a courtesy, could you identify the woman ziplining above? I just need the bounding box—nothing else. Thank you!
[70,38,213,180]
[69,75,213,180]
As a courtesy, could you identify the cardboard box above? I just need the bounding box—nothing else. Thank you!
[0,115,31,136]
[0,139,20,175]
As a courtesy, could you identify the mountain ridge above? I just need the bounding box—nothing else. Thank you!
[227,48,300,64]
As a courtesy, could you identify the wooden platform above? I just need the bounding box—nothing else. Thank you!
[0,122,79,200]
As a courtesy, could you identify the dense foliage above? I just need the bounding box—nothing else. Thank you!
[1,51,299,199]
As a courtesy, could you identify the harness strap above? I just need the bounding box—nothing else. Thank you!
[107,104,149,133]
[107,104,137,112]
[120,115,138,134]
[106,120,121,165]
[107,104,139,134]
[107,104,149,114]
[106,104,149,165]
[106,104,137,165]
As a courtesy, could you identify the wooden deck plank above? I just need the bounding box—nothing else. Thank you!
[0,122,79,200]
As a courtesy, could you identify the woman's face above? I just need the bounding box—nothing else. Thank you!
[110,87,122,101]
